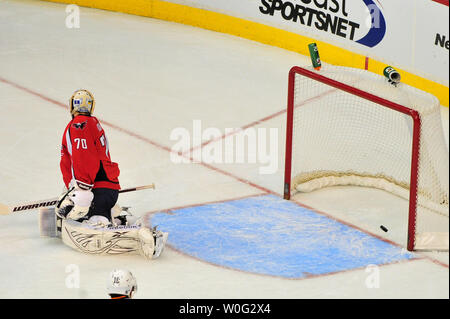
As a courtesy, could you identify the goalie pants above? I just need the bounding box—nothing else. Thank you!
[86,188,119,221]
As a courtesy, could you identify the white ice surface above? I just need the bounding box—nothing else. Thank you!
[0,0,448,299]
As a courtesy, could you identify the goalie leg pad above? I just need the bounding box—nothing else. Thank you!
[61,219,142,256]
[39,207,58,238]
[137,227,169,259]
[153,230,169,259]
[137,227,155,259]
[61,219,169,260]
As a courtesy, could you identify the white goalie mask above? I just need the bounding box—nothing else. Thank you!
[70,89,95,116]
[107,269,138,298]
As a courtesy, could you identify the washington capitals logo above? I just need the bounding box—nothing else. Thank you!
[72,121,87,130]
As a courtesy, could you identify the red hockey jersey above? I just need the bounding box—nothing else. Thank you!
[60,115,120,190]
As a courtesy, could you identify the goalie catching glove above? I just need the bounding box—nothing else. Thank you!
[56,187,94,221]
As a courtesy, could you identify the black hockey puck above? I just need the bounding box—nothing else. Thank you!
[380,225,388,232]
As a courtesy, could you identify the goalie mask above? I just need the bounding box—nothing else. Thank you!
[107,269,137,299]
[70,89,95,116]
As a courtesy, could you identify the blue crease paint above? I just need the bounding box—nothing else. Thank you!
[151,195,414,278]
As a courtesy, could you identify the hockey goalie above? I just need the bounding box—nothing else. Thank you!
[43,89,168,260]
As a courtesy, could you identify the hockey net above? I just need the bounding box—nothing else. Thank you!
[284,65,449,251]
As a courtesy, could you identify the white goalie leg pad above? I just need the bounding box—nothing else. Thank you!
[39,207,58,237]
[137,227,155,259]
[111,204,135,226]
[111,204,122,224]
[137,226,169,259]
[61,218,168,259]
[153,230,169,259]
[61,219,142,256]
[84,215,111,228]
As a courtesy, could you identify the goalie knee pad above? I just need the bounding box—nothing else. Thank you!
[84,215,111,228]
[111,204,132,226]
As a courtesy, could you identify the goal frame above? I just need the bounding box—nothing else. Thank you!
[283,66,422,251]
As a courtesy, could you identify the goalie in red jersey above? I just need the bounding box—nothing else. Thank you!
[57,89,121,222]
[55,89,168,260]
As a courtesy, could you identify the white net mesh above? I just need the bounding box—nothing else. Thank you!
[288,65,449,250]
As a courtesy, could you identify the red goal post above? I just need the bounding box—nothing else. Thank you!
[283,65,448,251]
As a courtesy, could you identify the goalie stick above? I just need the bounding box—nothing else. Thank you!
[0,184,155,215]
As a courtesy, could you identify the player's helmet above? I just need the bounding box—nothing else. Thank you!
[70,89,95,116]
[107,269,137,299]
